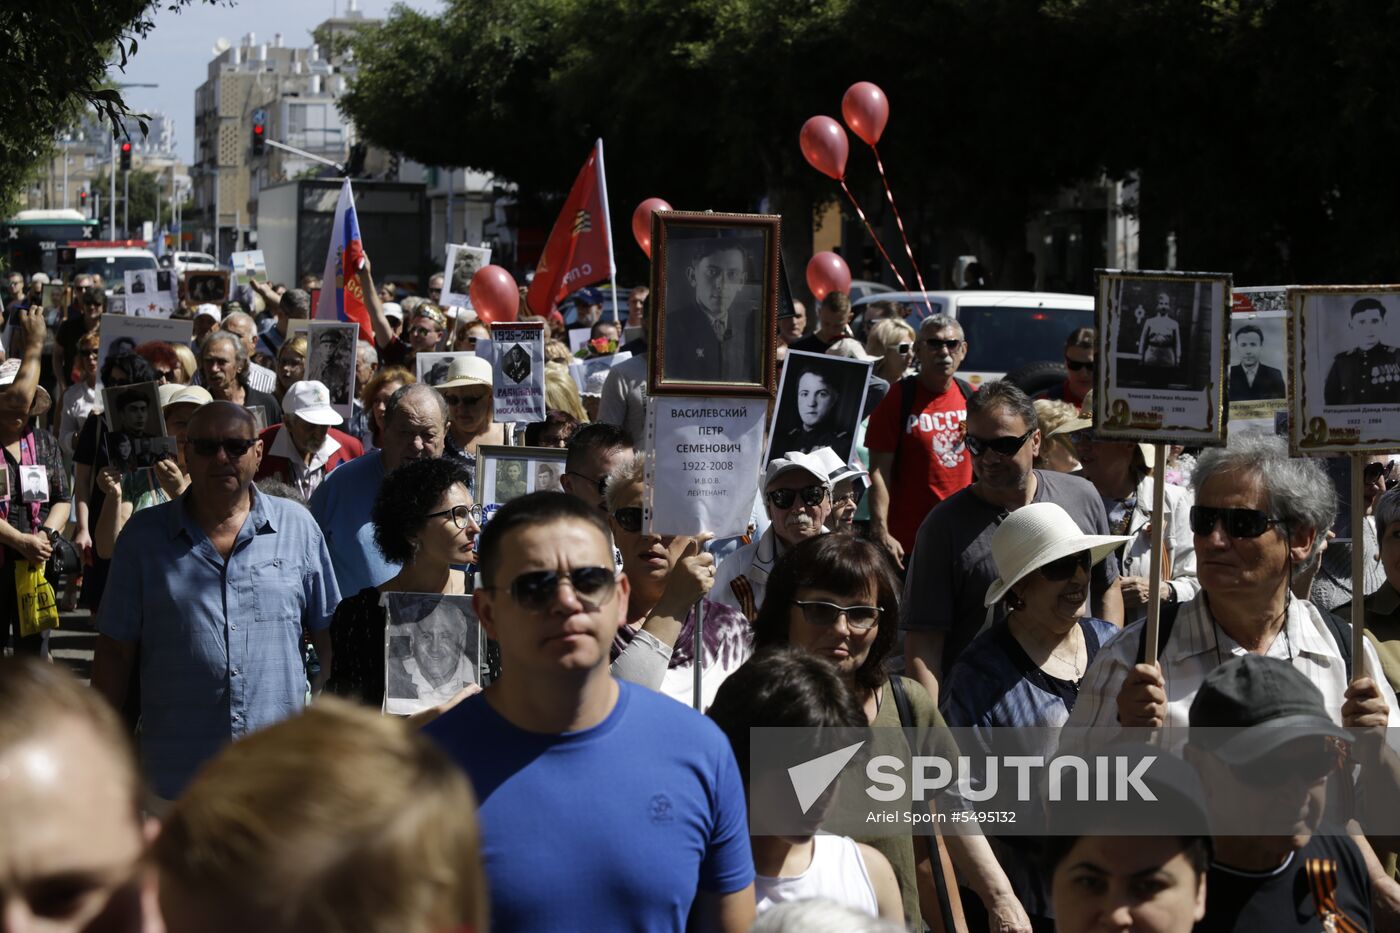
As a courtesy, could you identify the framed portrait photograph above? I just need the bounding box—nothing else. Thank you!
[1094,269,1231,445]
[382,592,482,717]
[475,445,569,517]
[441,244,491,310]
[1290,285,1400,453]
[101,380,175,472]
[230,250,266,288]
[306,321,358,418]
[185,270,229,305]
[763,350,871,469]
[96,314,192,389]
[1227,287,1289,435]
[649,211,780,398]
[415,351,472,388]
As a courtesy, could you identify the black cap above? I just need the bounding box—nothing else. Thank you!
[1187,655,1350,765]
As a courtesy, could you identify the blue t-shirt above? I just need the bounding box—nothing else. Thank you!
[426,680,754,932]
[308,449,398,596]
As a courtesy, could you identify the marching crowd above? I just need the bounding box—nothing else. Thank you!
[3,262,1400,933]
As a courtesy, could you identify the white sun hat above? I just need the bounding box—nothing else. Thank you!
[283,380,343,426]
[983,502,1132,607]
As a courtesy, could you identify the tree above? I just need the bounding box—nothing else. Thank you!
[0,1,223,216]
[341,0,1400,288]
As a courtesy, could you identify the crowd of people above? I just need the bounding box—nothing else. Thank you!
[2,259,1400,933]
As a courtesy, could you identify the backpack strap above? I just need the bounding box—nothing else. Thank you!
[889,674,915,727]
[890,376,920,487]
[953,377,975,403]
[1134,598,1183,665]
[1322,610,1355,681]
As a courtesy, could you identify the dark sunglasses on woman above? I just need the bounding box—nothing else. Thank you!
[1037,549,1091,581]
[611,507,643,534]
[1188,506,1280,539]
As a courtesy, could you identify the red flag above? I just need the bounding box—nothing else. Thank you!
[526,142,613,316]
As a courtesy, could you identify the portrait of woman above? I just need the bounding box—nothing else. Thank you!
[766,352,868,467]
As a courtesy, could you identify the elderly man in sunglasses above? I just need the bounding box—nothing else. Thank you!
[93,401,340,808]
[711,447,842,621]
[424,491,756,932]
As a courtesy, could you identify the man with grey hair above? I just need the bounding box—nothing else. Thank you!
[200,330,283,423]
[865,313,976,570]
[217,310,278,393]
[310,383,448,595]
[902,379,1122,704]
[1067,432,1399,743]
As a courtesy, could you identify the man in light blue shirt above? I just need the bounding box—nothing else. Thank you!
[92,401,340,801]
[309,383,447,596]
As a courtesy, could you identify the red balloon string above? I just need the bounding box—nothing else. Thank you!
[870,145,933,316]
[837,179,908,291]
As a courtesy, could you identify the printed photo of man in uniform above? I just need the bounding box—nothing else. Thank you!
[662,237,761,385]
[1324,297,1400,406]
[1228,324,1286,402]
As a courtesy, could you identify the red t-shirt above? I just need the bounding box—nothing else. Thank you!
[865,379,973,553]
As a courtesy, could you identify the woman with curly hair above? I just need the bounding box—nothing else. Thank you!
[324,457,481,710]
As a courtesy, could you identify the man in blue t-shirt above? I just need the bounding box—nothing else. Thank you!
[425,492,756,933]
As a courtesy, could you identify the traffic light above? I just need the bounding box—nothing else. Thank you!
[119,141,132,172]
[79,189,88,214]
[252,122,265,156]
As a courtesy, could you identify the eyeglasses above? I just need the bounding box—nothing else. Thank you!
[1189,506,1281,539]
[153,368,175,383]
[428,287,442,295]
[1232,739,1344,788]
[1038,550,1092,581]
[565,470,608,499]
[611,507,644,534]
[494,566,620,612]
[409,326,438,338]
[187,437,257,459]
[425,503,483,529]
[767,484,827,509]
[922,338,963,352]
[80,349,99,359]
[1065,359,1095,372]
[793,600,881,631]
[896,342,913,355]
[964,426,1036,458]
[442,392,489,408]
[832,488,862,506]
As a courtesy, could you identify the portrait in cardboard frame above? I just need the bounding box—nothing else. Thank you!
[1094,269,1230,446]
[649,211,779,398]
[475,444,570,515]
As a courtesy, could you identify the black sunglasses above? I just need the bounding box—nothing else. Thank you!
[1363,462,1397,488]
[1038,549,1091,581]
[792,600,881,631]
[965,426,1036,458]
[896,342,913,355]
[426,503,483,529]
[187,437,257,459]
[1189,506,1281,539]
[922,338,963,352]
[1065,359,1095,372]
[494,566,619,612]
[442,391,488,407]
[565,470,608,499]
[611,507,644,534]
[768,484,827,509]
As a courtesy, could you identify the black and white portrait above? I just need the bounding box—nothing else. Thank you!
[1228,319,1287,403]
[1321,296,1400,407]
[569,352,631,397]
[1292,288,1400,453]
[416,351,471,388]
[96,315,192,388]
[651,213,779,397]
[126,271,149,295]
[307,322,358,412]
[475,445,569,509]
[441,244,492,310]
[1111,279,1212,391]
[763,350,871,468]
[383,593,480,717]
[156,270,174,294]
[102,381,165,439]
[185,271,229,305]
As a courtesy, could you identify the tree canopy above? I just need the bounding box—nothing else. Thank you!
[342,0,1400,287]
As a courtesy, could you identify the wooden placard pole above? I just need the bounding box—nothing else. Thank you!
[1142,443,1169,662]
[1351,453,1368,681]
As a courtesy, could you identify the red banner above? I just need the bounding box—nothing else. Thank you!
[525,142,612,316]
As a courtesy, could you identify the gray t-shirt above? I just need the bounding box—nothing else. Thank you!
[901,469,1119,672]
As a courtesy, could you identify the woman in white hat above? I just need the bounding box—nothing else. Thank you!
[435,355,510,470]
[940,502,1129,928]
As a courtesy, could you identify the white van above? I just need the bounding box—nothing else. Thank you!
[74,246,159,292]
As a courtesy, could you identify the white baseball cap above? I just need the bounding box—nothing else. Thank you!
[983,502,1132,607]
[283,380,343,426]
[435,354,493,390]
[194,303,222,322]
[763,447,840,492]
[383,301,404,323]
[29,272,50,286]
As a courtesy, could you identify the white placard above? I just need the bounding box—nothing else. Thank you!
[490,321,546,423]
[441,244,491,311]
[570,351,632,397]
[96,314,193,389]
[644,396,767,537]
[567,327,593,355]
[231,250,266,287]
[123,270,174,317]
[306,321,359,421]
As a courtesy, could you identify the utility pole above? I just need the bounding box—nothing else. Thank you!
[123,170,130,238]
[108,138,117,240]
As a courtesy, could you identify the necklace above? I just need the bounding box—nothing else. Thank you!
[1046,629,1084,684]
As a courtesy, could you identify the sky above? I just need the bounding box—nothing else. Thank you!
[106,0,441,164]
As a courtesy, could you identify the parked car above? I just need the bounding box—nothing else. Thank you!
[74,246,159,294]
[847,278,894,303]
[851,289,1094,394]
[165,251,221,275]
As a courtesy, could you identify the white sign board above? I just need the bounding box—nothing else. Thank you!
[124,270,174,317]
[96,314,192,389]
[489,321,546,423]
[644,396,767,537]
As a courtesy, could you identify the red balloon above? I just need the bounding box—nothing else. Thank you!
[468,265,519,324]
[799,116,848,181]
[631,197,673,258]
[806,251,852,302]
[841,82,890,147]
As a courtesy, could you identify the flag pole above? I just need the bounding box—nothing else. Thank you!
[595,138,621,324]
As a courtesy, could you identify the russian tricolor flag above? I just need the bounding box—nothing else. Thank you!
[315,178,374,342]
